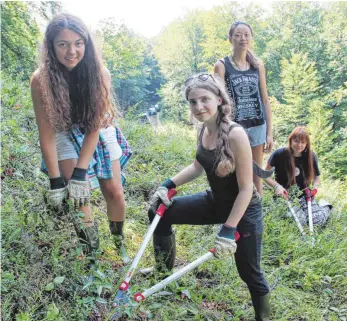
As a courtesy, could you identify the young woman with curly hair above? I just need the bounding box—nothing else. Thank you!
[31,13,131,262]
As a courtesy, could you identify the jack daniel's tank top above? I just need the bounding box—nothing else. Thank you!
[221,56,265,129]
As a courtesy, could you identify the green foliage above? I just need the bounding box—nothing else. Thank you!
[1,1,61,80]
[1,1,40,79]
[97,20,164,113]
[1,2,347,320]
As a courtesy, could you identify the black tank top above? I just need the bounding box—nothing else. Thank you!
[221,56,265,129]
[196,124,240,204]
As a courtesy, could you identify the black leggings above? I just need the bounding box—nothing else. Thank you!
[148,190,270,296]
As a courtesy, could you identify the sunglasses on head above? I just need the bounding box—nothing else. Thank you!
[184,73,216,86]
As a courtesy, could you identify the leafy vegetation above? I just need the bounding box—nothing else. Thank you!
[1,1,346,321]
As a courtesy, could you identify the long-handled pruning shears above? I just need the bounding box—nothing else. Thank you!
[133,231,240,303]
[304,188,314,236]
[110,188,177,320]
[284,190,306,237]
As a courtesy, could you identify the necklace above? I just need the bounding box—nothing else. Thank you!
[231,55,249,71]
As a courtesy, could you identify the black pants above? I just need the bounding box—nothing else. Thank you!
[148,190,270,296]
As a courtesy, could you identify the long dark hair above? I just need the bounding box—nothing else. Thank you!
[286,127,314,187]
[184,73,237,177]
[39,13,115,133]
[229,21,259,69]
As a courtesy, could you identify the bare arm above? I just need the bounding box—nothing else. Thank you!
[31,71,60,178]
[225,127,254,227]
[214,60,226,87]
[264,162,287,197]
[76,130,100,169]
[263,162,278,188]
[313,176,321,189]
[259,62,273,153]
[171,160,204,187]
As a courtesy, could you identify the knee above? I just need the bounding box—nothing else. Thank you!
[103,184,124,203]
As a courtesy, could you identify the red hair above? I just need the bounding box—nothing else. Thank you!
[286,127,314,187]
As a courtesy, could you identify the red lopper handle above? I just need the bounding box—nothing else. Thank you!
[234,230,240,241]
[304,188,312,201]
[156,188,177,217]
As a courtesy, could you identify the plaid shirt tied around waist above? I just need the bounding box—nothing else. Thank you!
[41,125,132,188]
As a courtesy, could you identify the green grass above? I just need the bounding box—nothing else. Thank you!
[2,120,347,321]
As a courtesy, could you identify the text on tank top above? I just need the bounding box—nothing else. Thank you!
[222,56,265,129]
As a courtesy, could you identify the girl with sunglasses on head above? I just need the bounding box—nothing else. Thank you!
[31,13,131,263]
[214,21,273,197]
[264,127,330,227]
[148,73,271,321]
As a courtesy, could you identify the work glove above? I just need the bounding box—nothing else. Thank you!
[45,176,68,210]
[149,179,176,211]
[67,168,90,208]
[214,224,238,259]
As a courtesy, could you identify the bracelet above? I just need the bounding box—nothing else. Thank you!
[273,183,280,191]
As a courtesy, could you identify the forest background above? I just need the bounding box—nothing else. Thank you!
[1,1,346,321]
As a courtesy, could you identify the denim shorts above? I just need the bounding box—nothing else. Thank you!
[55,126,122,162]
[245,122,267,147]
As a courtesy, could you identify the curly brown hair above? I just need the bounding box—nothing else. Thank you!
[185,73,237,177]
[39,13,115,133]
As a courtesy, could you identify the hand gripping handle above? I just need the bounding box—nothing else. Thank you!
[156,188,177,217]
[134,230,240,302]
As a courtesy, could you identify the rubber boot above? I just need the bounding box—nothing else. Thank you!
[77,224,100,269]
[153,232,176,272]
[78,225,100,254]
[251,292,271,321]
[109,221,129,263]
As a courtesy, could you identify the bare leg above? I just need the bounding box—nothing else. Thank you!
[99,160,127,260]
[98,160,125,222]
[59,159,93,226]
[252,144,264,197]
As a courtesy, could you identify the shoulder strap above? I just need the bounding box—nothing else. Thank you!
[198,124,206,143]
[218,58,225,65]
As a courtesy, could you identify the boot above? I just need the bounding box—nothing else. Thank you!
[109,221,129,263]
[251,292,271,321]
[77,224,100,269]
[77,224,100,254]
[153,232,176,272]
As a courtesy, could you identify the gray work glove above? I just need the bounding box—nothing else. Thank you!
[149,179,176,210]
[45,176,68,210]
[214,225,238,259]
[67,168,90,208]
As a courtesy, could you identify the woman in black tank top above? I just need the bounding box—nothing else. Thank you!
[214,21,273,198]
[148,73,271,321]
